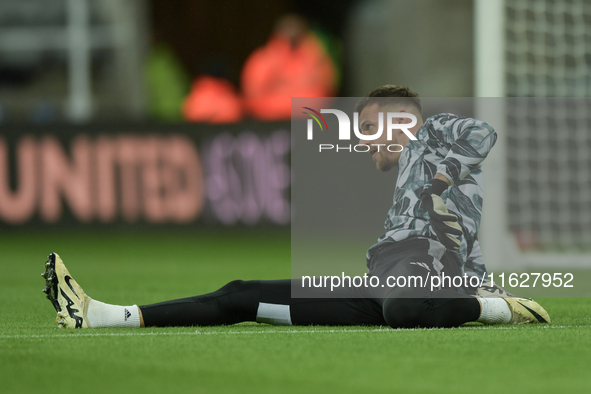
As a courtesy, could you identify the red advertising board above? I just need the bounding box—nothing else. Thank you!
[0,122,290,226]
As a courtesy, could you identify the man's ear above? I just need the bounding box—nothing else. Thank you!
[397,109,409,124]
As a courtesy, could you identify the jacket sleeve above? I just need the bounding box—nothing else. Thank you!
[425,114,497,184]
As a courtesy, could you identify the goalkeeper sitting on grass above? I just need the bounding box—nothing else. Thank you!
[41,85,550,329]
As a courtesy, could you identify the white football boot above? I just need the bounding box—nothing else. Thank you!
[503,297,551,324]
[42,253,91,328]
[477,281,550,324]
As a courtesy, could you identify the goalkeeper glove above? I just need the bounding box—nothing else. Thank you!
[420,178,463,251]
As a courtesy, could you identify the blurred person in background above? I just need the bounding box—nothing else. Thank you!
[242,14,339,121]
[145,43,191,122]
[182,75,243,124]
[182,58,243,124]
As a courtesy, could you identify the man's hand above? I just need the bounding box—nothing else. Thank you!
[420,178,463,251]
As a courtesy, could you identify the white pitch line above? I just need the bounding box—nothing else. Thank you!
[0,324,589,340]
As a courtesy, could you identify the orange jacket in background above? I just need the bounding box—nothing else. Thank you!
[183,76,243,124]
[242,34,336,121]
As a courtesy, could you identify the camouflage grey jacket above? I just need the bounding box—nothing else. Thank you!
[366,113,497,281]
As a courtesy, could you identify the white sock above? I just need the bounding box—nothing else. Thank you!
[476,297,512,324]
[86,299,141,328]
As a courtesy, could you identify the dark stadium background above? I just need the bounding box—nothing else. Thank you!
[0,0,475,231]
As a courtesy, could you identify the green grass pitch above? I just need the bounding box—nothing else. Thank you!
[1,228,591,393]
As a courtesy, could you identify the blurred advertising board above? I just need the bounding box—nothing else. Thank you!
[0,122,290,227]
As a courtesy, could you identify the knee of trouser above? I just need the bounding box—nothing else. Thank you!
[219,279,258,294]
[382,297,425,329]
[214,280,260,321]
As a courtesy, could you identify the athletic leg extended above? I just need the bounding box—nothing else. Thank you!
[140,279,386,327]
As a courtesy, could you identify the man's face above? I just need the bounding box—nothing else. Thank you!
[358,102,419,172]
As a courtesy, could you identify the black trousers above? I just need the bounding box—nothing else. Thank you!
[140,239,481,329]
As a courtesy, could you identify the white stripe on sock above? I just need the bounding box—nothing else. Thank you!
[256,302,292,326]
